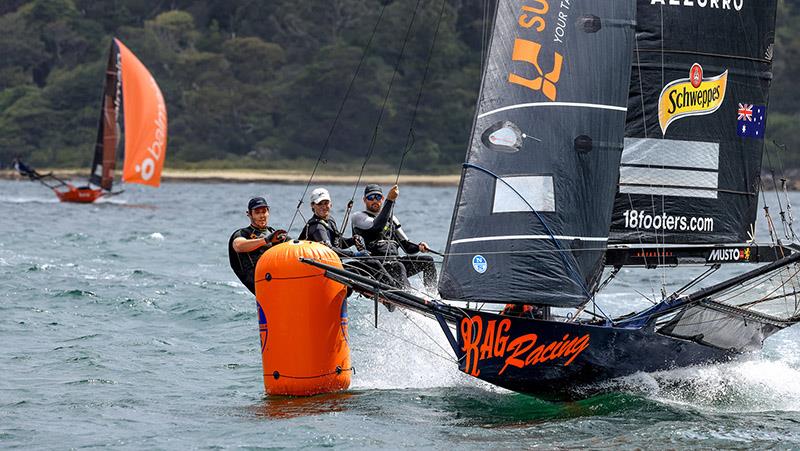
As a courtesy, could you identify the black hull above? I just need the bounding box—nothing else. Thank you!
[301,256,796,400]
[454,309,736,400]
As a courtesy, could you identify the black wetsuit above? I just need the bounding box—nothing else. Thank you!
[299,216,357,258]
[351,201,437,289]
[299,214,401,288]
[228,224,275,294]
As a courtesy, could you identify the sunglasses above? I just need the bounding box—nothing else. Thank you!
[366,194,383,201]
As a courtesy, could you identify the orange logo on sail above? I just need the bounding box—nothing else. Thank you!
[508,38,564,101]
[460,315,589,377]
[658,63,727,135]
[509,1,564,101]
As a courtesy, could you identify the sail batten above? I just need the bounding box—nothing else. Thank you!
[438,0,637,307]
[479,102,627,118]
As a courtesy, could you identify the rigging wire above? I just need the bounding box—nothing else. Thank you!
[773,141,799,241]
[398,308,457,361]
[394,0,448,184]
[764,141,791,241]
[286,4,389,234]
[372,321,456,363]
[337,0,426,240]
[346,0,425,206]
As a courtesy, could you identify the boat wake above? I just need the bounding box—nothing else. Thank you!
[596,355,800,413]
[0,195,59,204]
[349,303,480,391]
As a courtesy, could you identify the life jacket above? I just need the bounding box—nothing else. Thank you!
[299,216,344,247]
[352,210,402,257]
[228,225,274,294]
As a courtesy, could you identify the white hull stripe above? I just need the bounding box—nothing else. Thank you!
[451,235,609,245]
[478,102,627,119]
[608,243,755,249]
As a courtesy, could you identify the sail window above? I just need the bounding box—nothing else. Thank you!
[492,176,555,213]
[481,121,523,153]
[619,138,719,199]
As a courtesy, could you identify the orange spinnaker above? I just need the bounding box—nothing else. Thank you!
[255,240,351,396]
[116,38,167,187]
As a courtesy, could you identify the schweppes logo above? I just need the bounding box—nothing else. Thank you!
[658,63,727,135]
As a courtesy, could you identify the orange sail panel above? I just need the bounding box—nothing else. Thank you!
[116,39,167,187]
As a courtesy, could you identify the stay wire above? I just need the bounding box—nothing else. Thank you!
[764,141,790,240]
[372,314,456,363]
[395,0,448,184]
[349,0,426,205]
[773,141,798,241]
[287,3,389,234]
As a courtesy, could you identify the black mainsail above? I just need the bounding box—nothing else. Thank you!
[609,0,779,253]
[88,41,122,192]
[438,0,636,306]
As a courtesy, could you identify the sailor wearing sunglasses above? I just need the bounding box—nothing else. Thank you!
[351,184,437,290]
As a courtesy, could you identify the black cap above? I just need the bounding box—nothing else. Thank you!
[364,184,383,197]
[247,197,269,211]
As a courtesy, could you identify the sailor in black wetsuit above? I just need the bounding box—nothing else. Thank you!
[298,188,368,258]
[351,184,437,290]
[228,196,288,294]
[12,158,43,180]
[298,188,404,291]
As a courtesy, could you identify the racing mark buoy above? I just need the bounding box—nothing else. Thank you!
[254,240,351,396]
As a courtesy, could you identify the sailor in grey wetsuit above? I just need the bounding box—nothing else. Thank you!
[351,184,437,290]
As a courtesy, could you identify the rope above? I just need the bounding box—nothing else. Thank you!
[287,3,389,233]
[348,0,425,204]
[271,366,354,380]
[395,0,448,184]
[372,314,456,363]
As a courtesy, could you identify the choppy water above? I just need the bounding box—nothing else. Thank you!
[3,179,800,449]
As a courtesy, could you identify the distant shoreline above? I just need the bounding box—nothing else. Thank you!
[4,168,798,190]
[0,168,462,186]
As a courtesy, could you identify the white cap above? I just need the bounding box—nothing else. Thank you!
[310,188,331,205]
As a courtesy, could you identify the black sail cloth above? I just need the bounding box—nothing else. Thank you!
[89,40,122,191]
[609,0,778,246]
[438,0,636,307]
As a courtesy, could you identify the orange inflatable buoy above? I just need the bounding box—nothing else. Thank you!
[254,240,351,396]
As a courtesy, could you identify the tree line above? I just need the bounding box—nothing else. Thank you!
[0,0,798,173]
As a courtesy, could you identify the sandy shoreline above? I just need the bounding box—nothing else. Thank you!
[0,169,461,186]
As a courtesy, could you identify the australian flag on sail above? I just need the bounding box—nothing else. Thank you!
[737,104,767,139]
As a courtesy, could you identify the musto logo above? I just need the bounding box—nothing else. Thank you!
[707,247,751,262]
[460,315,589,377]
[658,64,727,135]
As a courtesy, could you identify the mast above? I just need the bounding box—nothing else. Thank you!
[88,41,121,191]
[438,0,637,307]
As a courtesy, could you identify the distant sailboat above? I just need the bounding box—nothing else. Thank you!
[18,38,167,203]
[300,0,800,399]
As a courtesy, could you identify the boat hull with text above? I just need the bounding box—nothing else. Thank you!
[54,185,105,203]
[453,309,735,399]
